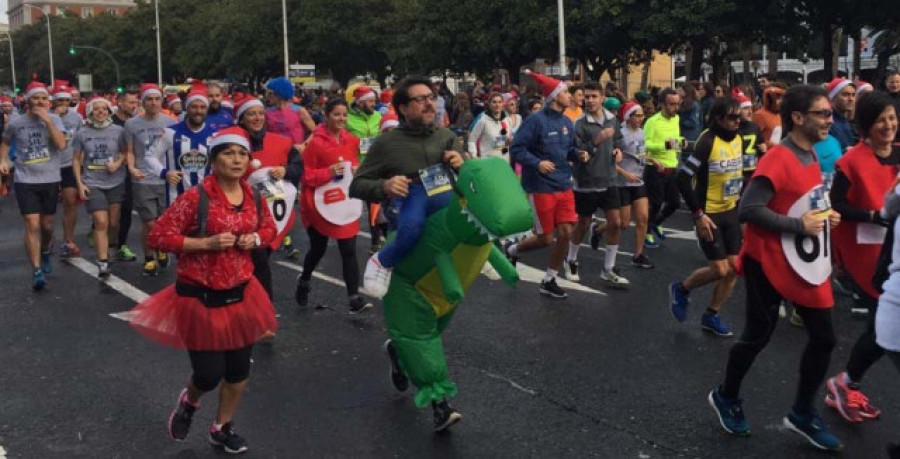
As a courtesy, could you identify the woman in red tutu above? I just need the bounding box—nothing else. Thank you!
[128,126,277,454]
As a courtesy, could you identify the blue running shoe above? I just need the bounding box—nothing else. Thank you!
[652,225,667,241]
[669,282,689,322]
[783,410,843,452]
[32,268,46,291]
[708,387,750,435]
[40,250,52,274]
[701,313,733,337]
[644,233,660,249]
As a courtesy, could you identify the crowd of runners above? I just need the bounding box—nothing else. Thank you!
[2,68,900,456]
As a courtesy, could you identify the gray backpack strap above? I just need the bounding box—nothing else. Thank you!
[196,186,209,237]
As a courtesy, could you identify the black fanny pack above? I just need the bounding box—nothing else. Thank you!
[176,281,247,308]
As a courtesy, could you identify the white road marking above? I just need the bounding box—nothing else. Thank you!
[482,370,537,396]
[514,262,606,296]
[274,260,378,299]
[65,257,150,303]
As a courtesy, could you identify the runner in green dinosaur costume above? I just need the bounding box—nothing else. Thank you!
[382,156,534,430]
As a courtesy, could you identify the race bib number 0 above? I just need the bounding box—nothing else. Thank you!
[247,167,297,237]
[781,185,832,285]
[419,164,452,196]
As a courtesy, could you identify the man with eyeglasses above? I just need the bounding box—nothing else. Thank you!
[349,75,465,431]
[709,85,844,452]
[668,96,746,337]
[505,70,589,299]
[566,81,629,288]
[825,78,858,151]
[642,88,686,248]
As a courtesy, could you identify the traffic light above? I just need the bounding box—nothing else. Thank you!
[117,86,124,94]
[14,87,20,93]
[69,46,76,56]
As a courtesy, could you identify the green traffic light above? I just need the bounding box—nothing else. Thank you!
[69,46,76,56]
[14,87,20,93]
[117,86,124,94]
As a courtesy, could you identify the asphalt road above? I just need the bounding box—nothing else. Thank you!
[0,194,897,458]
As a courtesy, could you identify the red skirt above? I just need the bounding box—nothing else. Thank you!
[129,277,277,351]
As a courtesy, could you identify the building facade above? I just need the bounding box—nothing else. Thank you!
[8,0,136,31]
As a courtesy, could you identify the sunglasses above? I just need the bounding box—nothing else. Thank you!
[805,109,833,118]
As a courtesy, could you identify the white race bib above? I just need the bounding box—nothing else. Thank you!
[248,167,298,236]
[313,161,363,225]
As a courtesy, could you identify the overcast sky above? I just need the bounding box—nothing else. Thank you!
[1,1,7,23]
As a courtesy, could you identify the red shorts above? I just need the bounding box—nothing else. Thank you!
[529,190,577,235]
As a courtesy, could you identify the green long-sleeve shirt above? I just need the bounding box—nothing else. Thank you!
[349,124,462,202]
[643,112,682,168]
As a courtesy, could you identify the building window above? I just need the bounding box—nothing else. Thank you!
[107,8,118,15]
[82,8,93,18]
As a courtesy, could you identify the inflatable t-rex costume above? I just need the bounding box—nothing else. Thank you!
[383,156,534,408]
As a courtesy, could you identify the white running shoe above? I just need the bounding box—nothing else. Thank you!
[564,260,580,282]
[363,254,392,299]
[600,268,630,289]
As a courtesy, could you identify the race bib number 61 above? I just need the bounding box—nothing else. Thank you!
[780,185,831,285]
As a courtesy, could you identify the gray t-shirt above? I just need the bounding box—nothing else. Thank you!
[73,124,126,189]
[4,113,66,184]
[124,115,173,186]
[57,109,84,167]
[618,126,646,187]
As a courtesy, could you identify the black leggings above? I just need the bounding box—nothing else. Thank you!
[644,166,680,228]
[252,247,273,300]
[117,175,133,246]
[846,290,885,382]
[721,256,836,414]
[188,346,253,392]
[300,226,359,296]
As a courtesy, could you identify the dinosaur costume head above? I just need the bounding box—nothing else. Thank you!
[451,157,534,245]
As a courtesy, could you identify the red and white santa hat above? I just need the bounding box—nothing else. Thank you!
[524,69,567,103]
[51,84,72,100]
[619,101,642,121]
[209,126,250,153]
[233,94,264,121]
[826,78,854,100]
[221,96,234,110]
[165,93,181,107]
[24,81,49,99]
[380,112,399,132]
[856,80,874,95]
[353,86,375,103]
[184,81,209,107]
[737,94,753,109]
[86,95,113,114]
[140,83,163,103]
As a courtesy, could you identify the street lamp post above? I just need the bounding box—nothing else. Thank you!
[1,33,16,91]
[557,0,566,77]
[154,0,163,84]
[70,44,120,91]
[282,0,289,78]
[24,4,54,82]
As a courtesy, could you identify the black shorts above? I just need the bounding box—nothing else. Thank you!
[574,189,620,217]
[14,182,60,216]
[60,166,77,189]
[698,207,743,261]
[618,186,648,206]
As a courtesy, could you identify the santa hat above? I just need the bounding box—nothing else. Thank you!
[353,86,375,103]
[524,69,567,103]
[51,84,72,100]
[737,95,753,109]
[826,78,854,100]
[139,83,162,103]
[380,112,399,132]
[380,90,392,104]
[233,94,264,122]
[731,87,745,99]
[221,96,234,110]
[620,101,641,121]
[86,95,113,114]
[165,94,181,107]
[184,81,209,107]
[209,126,250,154]
[24,81,49,99]
[856,80,874,95]
[501,93,515,104]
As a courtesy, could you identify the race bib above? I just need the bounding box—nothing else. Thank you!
[360,137,374,155]
[247,167,298,238]
[313,161,363,225]
[821,172,835,191]
[723,177,743,197]
[87,151,112,170]
[178,150,209,174]
[419,164,452,196]
[23,147,51,165]
[780,185,832,285]
[742,154,758,170]
[492,135,507,150]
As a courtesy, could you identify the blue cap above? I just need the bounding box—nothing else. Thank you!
[265,77,294,101]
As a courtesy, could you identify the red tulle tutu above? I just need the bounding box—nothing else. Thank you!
[129,277,278,351]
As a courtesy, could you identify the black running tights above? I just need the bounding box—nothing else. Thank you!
[300,226,359,296]
[846,290,885,382]
[721,256,836,415]
[251,247,273,300]
[188,346,253,392]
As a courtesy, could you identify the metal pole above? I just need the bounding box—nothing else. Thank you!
[282,0,289,78]
[24,5,53,82]
[4,34,16,90]
[557,0,566,77]
[155,0,163,84]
